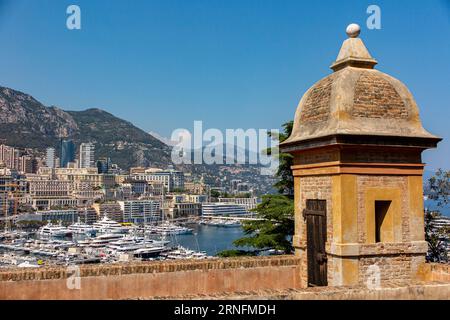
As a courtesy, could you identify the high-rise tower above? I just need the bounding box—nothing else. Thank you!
[60,139,75,168]
[79,142,95,168]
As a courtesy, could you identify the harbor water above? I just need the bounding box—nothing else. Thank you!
[152,224,246,256]
[424,199,450,217]
[0,224,247,260]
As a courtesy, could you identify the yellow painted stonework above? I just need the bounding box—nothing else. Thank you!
[293,176,302,249]
[281,26,441,287]
[408,176,425,241]
[341,257,359,285]
[291,166,431,286]
[332,174,358,244]
[330,174,359,286]
[364,188,402,244]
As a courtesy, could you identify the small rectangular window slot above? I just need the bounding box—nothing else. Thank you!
[375,200,391,243]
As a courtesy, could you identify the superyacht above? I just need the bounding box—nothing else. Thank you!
[93,216,129,234]
[38,222,73,237]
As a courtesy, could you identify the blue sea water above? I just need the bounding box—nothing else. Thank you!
[424,199,450,217]
[11,199,447,259]
[163,200,450,256]
[161,224,246,256]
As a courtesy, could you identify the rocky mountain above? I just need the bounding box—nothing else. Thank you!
[0,86,172,169]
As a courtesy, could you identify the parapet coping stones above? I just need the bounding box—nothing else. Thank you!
[0,255,301,282]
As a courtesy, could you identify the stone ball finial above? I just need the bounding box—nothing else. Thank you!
[346,23,361,38]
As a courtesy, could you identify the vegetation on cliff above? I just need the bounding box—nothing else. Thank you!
[0,86,171,169]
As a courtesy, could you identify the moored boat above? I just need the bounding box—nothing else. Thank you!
[93,216,129,234]
[38,222,72,237]
[68,222,96,235]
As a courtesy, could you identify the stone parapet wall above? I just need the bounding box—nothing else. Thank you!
[1,258,447,299]
[0,256,300,282]
[358,254,424,285]
[416,263,450,283]
[0,256,303,300]
[178,281,449,300]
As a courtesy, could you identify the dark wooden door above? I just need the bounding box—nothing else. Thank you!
[303,200,327,287]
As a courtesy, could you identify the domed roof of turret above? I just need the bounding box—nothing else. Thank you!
[281,24,440,151]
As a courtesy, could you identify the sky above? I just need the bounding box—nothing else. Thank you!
[0,0,449,170]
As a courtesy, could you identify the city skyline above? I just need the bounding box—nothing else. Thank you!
[0,1,448,303]
[0,1,448,170]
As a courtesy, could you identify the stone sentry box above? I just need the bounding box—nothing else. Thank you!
[280,24,441,287]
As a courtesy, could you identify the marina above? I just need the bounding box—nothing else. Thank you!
[0,219,246,268]
[199,218,242,228]
[144,221,194,235]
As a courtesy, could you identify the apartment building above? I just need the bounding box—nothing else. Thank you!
[119,200,161,224]
[28,179,73,198]
[77,207,98,224]
[218,197,261,211]
[202,203,248,216]
[166,202,202,219]
[93,202,123,222]
[79,143,95,168]
[130,169,184,192]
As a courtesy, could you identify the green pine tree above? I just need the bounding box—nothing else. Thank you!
[219,121,295,257]
[425,169,450,262]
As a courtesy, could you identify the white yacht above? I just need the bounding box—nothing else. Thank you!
[0,230,29,240]
[68,222,96,235]
[108,235,170,253]
[133,245,170,259]
[108,242,144,252]
[208,220,221,226]
[164,246,208,260]
[203,219,241,227]
[107,235,145,252]
[38,222,72,237]
[220,220,242,228]
[145,222,193,235]
[89,233,124,247]
[93,216,129,234]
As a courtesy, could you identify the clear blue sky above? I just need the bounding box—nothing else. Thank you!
[0,0,449,170]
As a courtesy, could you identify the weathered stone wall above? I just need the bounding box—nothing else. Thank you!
[141,263,450,300]
[352,71,408,119]
[293,148,340,166]
[355,175,424,284]
[1,254,448,300]
[294,170,426,286]
[356,175,409,243]
[209,281,450,300]
[416,263,450,283]
[300,75,334,124]
[299,176,333,241]
[0,256,302,300]
[340,147,422,164]
[358,254,421,285]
